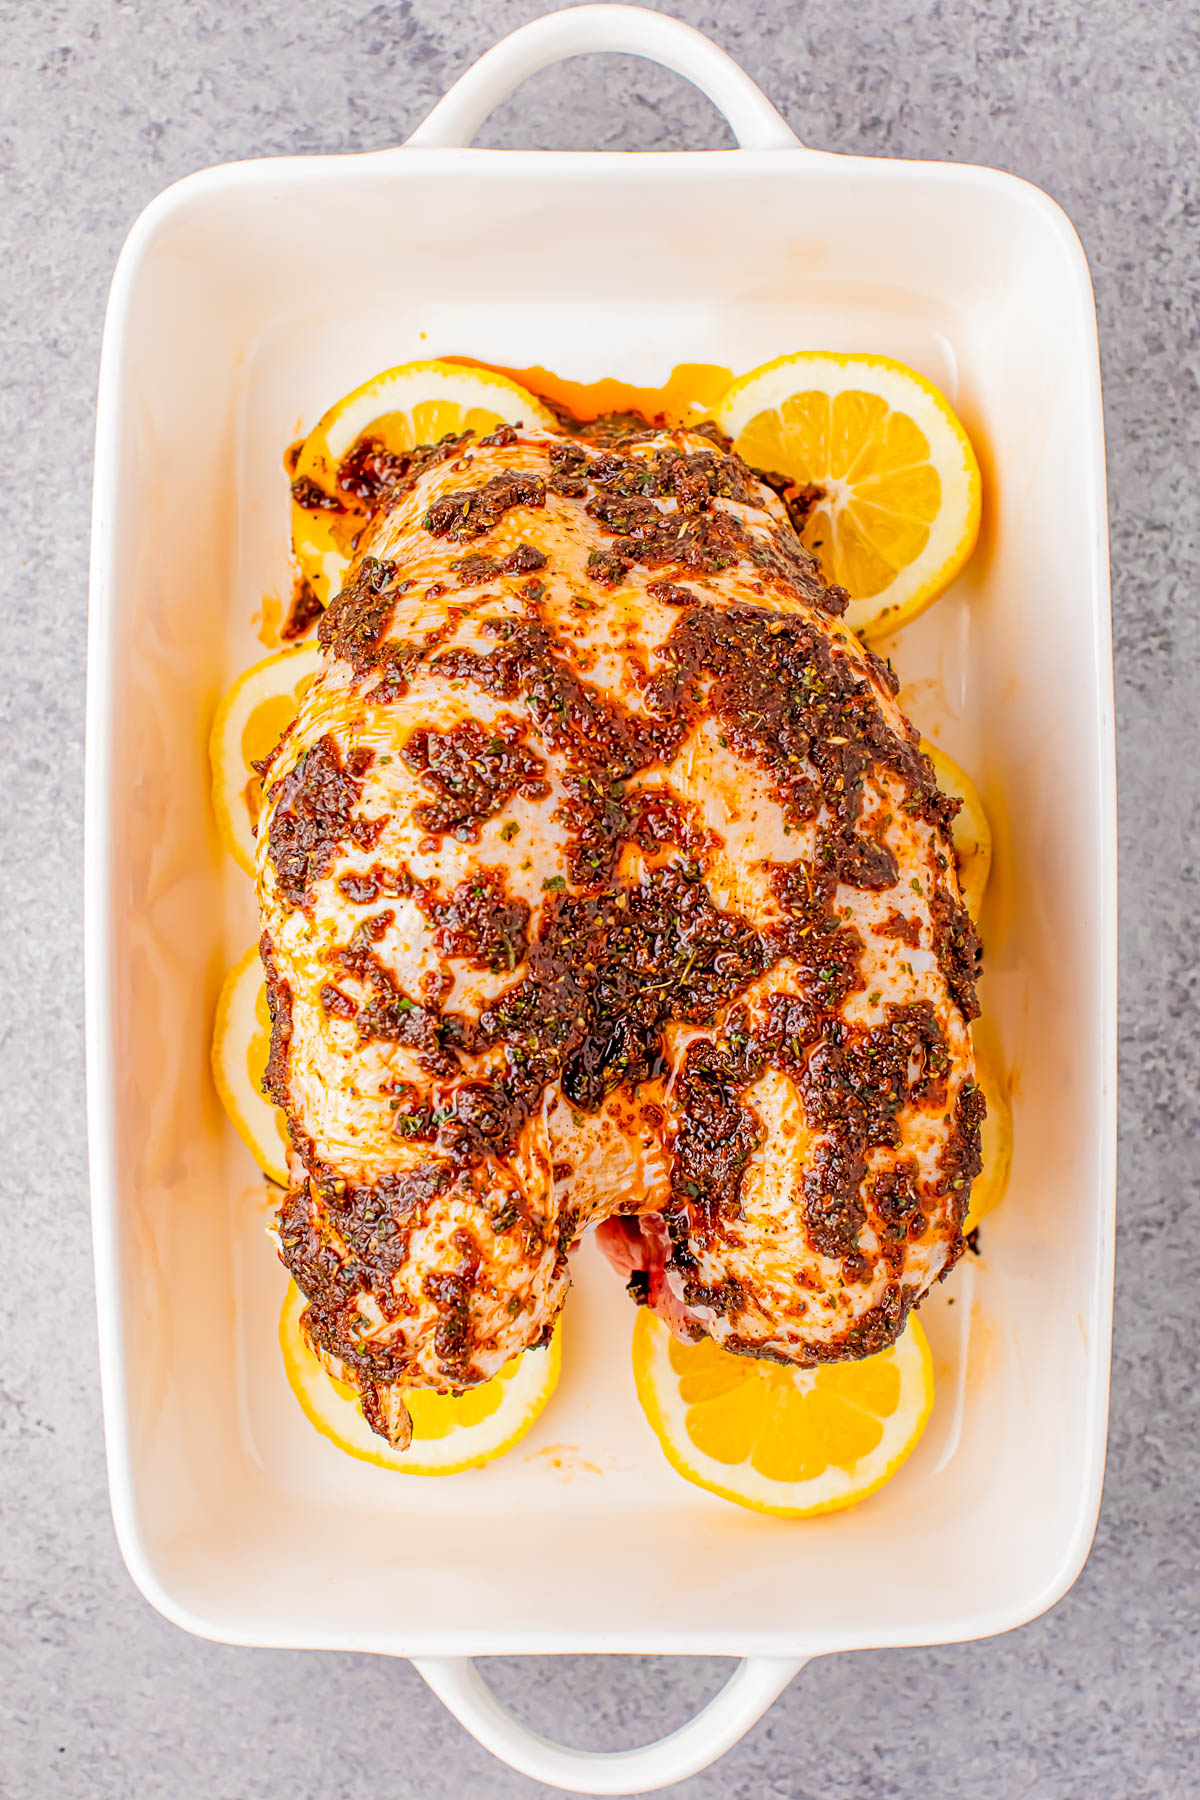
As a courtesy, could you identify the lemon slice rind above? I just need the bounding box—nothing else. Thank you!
[964,1038,1013,1235]
[715,351,981,639]
[292,360,560,606]
[633,1310,933,1519]
[280,1282,562,1475]
[210,642,321,875]
[921,738,992,922]
[211,945,291,1188]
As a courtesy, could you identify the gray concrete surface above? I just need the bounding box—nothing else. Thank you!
[1,1,1196,1794]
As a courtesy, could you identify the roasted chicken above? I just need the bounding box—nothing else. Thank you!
[257,416,984,1447]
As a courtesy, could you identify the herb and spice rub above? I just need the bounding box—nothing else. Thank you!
[256,418,983,1447]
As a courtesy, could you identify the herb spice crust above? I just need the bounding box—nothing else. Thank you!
[257,417,983,1443]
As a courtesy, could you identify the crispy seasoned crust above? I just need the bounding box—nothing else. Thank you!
[256,417,983,1439]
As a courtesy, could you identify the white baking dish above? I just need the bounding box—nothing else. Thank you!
[85,7,1116,1791]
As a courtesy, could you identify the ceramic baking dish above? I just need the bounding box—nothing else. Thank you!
[85,7,1116,1791]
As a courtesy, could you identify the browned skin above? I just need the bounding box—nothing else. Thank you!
[259,415,984,1444]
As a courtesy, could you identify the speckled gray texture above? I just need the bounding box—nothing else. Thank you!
[0,1,1196,1795]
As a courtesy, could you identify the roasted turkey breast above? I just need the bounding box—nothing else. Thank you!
[256,417,984,1447]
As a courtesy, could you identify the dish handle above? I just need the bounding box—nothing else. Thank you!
[411,1654,806,1794]
[404,3,802,152]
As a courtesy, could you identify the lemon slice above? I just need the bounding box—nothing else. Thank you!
[211,946,291,1187]
[715,351,981,638]
[633,1309,933,1518]
[291,359,560,607]
[279,1281,562,1474]
[964,1037,1014,1235]
[210,643,320,875]
[921,739,992,921]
